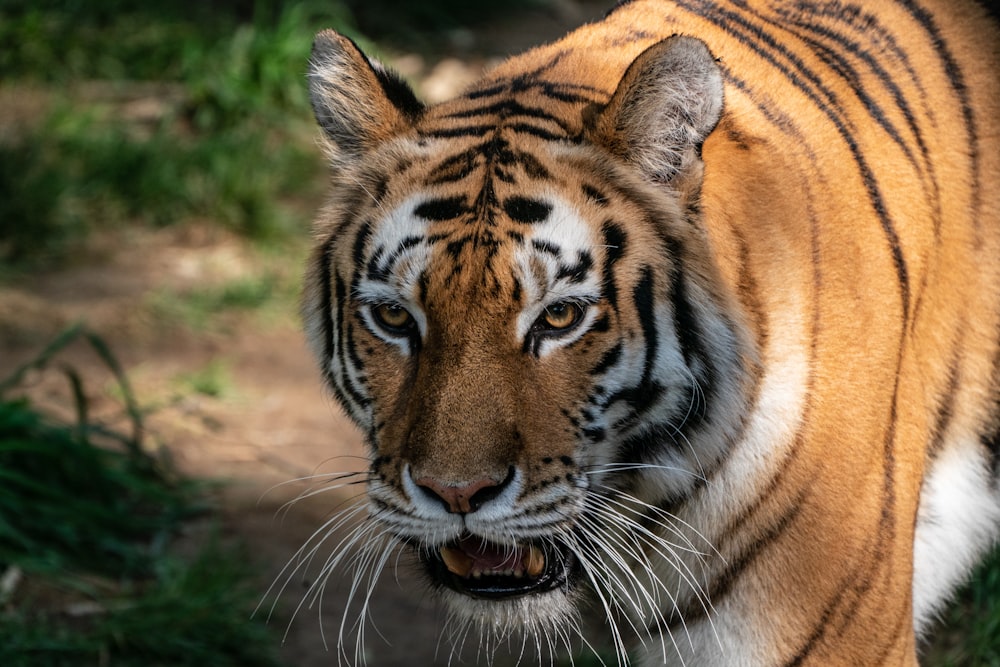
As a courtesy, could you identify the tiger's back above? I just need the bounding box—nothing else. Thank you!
[301,1,1000,664]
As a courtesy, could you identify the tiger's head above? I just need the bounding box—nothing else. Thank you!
[302,29,755,655]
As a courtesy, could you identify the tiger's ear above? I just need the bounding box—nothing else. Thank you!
[587,36,723,189]
[308,30,424,171]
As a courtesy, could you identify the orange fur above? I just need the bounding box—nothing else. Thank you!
[301,1,1000,664]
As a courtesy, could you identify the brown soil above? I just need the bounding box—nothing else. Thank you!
[0,3,610,665]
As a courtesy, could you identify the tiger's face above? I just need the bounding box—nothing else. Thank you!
[303,30,753,647]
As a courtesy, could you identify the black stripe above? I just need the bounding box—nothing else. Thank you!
[414,196,468,221]
[776,1,948,275]
[782,586,846,667]
[465,54,606,105]
[604,267,667,435]
[927,343,962,460]
[345,320,367,375]
[507,122,573,141]
[673,488,807,629]
[504,196,552,224]
[983,345,1000,478]
[422,121,570,141]
[443,99,576,136]
[365,244,390,281]
[774,4,933,191]
[665,238,707,371]
[334,275,369,410]
[897,0,982,230]
[583,184,609,206]
[824,373,904,647]
[732,227,769,348]
[590,342,624,376]
[423,125,498,139]
[417,270,429,306]
[539,82,606,105]
[590,313,611,333]
[368,61,423,120]
[556,251,594,283]
[465,81,510,100]
[677,0,910,323]
[427,150,478,184]
[600,220,627,310]
[531,239,561,256]
[319,236,336,389]
[350,221,373,289]
[634,266,658,385]
[426,138,551,185]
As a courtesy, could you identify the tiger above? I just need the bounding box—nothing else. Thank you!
[294,0,1000,664]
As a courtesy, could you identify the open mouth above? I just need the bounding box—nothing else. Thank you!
[425,534,572,600]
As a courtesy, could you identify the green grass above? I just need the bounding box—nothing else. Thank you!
[0,110,318,261]
[93,543,276,667]
[341,0,548,52]
[0,540,280,667]
[924,545,1000,665]
[0,398,194,578]
[176,359,234,399]
[147,266,300,332]
[0,0,351,263]
[0,326,281,667]
[0,0,563,262]
[0,0,359,86]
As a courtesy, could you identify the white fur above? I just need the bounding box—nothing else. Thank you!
[353,194,435,348]
[513,195,604,356]
[912,435,1000,633]
[645,298,814,665]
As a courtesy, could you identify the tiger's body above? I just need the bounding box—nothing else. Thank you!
[299,0,1000,664]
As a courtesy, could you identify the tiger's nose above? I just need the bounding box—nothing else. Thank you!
[414,468,514,514]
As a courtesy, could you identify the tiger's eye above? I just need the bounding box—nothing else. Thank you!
[542,302,581,330]
[373,303,414,332]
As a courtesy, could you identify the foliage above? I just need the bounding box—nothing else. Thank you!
[0,541,280,667]
[147,267,299,332]
[0,0,351,262]
[0,397,192,578]
[0,325,280,667]
[0,0,358,86]
[0,110,318,261]
[176,359,234,399]
[924,544,1000,666]
[341,0,548,51]
[0,0,561,261]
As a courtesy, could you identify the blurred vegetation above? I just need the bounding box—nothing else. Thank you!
[0,0,354,262]
[342,0,547,51]
[0,0,547,264]
[924,545,1000,666]
[0,325,280,666]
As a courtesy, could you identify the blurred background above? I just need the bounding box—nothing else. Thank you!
[0,1,996,665]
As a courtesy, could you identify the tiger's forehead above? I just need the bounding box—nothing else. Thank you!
[357,183,601,305]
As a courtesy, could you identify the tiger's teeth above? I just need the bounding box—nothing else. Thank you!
[526,545,545,578]
[440,547,474,578]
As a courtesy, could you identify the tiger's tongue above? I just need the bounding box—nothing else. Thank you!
[440,537,545,579]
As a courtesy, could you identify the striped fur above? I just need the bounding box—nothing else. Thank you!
[299,1,1000,664]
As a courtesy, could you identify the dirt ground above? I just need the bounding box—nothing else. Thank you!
[0,3,610,665]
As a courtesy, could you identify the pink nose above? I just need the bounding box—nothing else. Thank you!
[413,476,503,514]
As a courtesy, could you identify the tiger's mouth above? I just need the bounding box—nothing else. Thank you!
[425,533,572,599]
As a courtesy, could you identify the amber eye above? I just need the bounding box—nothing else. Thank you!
[540,302,583,331]
[372,303,415,333]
